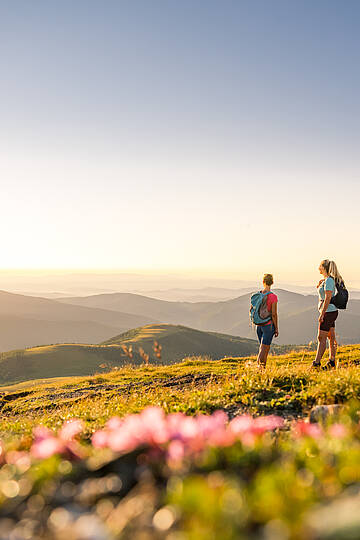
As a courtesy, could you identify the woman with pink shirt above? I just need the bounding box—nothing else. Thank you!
[256,274,279,367]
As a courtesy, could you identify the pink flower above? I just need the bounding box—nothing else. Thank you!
[107,428,139,453]
[96,411,168,454]
[294,421,323,439]
[31,436,65,459]
[33,426,53,442]
[31,420,85,460]
[59,419,84,441]
[90,407,287,463]
[122,415,147,445]
[228,414,284,446]
[31,426,65,459]
[92,430,109,448]
[229,415,254,436]
[92,414,147,453]
[166,413,188,439]
[197,411,234,448]
[174,415,199,441]
[328,423,348,438]
[208,428,235,448]
[106,417,123,430]
[167,440,185,466]
[252,415,285,434]
[140,407,169,445]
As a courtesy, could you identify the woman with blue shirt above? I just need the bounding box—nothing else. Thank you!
[312,259,343,370]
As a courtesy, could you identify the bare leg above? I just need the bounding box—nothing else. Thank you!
[314,329,328,365]
[257,344,271,368]
[328,327,337,362]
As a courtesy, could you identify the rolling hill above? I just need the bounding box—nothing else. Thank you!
[0,290,159,351]
[0,324,259,386]
[0,314,121,352]
[102,323,259,360]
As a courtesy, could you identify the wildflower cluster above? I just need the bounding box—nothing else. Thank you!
[92,407,284,466]
[31,419,85,460]
[1,407,360,539]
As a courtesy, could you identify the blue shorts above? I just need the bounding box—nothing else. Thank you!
[257,323,275,346]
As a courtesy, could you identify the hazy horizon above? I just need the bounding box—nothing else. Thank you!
[0,268,360,298]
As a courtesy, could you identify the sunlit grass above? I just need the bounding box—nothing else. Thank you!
[1,345,360,442]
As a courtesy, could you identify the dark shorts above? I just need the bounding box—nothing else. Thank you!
[320,311,338,332]
[257,323,275,346]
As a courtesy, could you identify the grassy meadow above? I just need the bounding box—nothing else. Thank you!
[1,344,360,438]
[1,344,360,539]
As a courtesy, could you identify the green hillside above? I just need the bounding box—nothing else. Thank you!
[0,324,259,386]
[1,344,360,438]
[0,344,126,386]
[102,323,259,359]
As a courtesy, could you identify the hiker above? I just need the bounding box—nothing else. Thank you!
[250,274,279,368]
[312,259,348,370]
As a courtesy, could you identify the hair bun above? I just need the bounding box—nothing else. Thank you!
[263,274,274,286]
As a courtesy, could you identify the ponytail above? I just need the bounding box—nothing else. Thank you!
[321,259,344,285]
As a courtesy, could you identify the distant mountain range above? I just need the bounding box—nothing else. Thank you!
[0,290,157,351]
[0,288,359,352]
[14,285,360,302]
[132,287,257,302]
[2,270,359,301]
[59,289,360,345]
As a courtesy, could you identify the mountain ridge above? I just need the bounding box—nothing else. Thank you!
[59,289,360,345]
[0,288,359,349]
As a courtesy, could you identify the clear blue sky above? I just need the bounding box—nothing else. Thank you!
[1,1,359,283]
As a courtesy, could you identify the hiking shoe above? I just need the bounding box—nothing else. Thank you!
[321,360,336,371]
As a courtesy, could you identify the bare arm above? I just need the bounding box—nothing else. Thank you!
[271,301,279,337]
[319,291,332,322]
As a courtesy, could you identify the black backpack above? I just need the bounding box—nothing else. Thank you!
[330,280,349,310]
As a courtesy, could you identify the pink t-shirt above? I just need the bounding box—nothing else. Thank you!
[265,293,278,325]
[267,292,278,311]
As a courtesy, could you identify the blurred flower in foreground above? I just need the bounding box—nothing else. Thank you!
[92,407,285,466]
[328,423,348,438]
[294,421,323,439]
[31,419,85,460]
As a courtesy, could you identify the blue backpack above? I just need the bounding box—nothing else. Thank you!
[250,291,272,326]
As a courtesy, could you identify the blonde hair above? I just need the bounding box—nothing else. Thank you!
[321,259,344,284]
[263,273,274,286]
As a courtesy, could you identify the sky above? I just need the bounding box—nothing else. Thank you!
[1,0,359,285]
